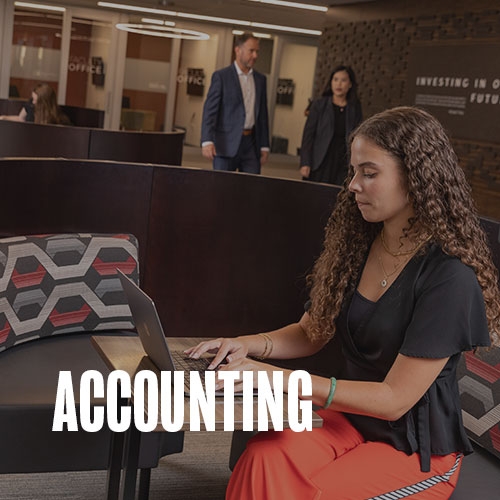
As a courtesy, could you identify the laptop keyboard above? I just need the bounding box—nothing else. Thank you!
[171,350,212,373]
[170,350,214,393]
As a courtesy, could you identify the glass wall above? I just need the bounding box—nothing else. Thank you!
[272,40,317,155]
[65,16,113,112]
[9,7,63,99]
[174,34,219,144]
[121,31,172,131]
[2,3,319,140]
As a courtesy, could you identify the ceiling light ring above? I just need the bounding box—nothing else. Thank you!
[115,23,210,40]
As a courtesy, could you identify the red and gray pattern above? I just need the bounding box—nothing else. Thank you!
[458,348,500,459]
[0,233,139,351]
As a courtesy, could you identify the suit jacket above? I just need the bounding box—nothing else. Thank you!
[300,96,362,171]
[201,64,270,158]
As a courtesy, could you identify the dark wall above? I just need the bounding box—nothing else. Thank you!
[316,0,500,221]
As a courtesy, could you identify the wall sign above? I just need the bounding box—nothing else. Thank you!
[180,68,205,96]
[68,55,105,77]
[91,57,105,87]
[406,44,500,143]
[276,78,295,106]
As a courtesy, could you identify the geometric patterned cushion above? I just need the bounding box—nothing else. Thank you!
[0,233,139,352]
[457,347,500,460]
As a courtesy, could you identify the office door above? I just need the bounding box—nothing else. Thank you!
[64,9,122,129]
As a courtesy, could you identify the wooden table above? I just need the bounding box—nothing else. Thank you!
[92,335,323,499]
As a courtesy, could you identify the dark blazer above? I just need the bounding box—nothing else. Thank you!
[201,63,270,158]
[300,96,362,171]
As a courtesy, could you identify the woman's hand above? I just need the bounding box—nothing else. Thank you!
[300,166,311,178]
[215,356,278,391]
[184,337,249,370]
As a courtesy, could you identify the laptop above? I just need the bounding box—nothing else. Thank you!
[117,269,236,396]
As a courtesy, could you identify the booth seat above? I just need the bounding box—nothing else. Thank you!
[0,233,183,499]
[0,119,184,165]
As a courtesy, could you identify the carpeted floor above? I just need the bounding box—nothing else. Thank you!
[0,432,233,500]
[182,145,302,182]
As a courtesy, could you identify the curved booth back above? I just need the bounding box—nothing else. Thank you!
[0,157,498,340]
[88,128,183,165]
[0,98,104,128]
[0,120,184,165]
[0,158,335,337]
[0,120,90,158]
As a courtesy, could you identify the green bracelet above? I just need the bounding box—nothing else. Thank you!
[323,377,337,409]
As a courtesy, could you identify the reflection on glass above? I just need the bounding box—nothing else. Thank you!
[66,17,111,111]
[174,36,219,145]
[121,31,172,131]
[9,7,63,99]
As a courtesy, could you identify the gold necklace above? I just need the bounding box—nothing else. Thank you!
[377,252,404,288]
[380,228,431,257]
[376,235,431,288]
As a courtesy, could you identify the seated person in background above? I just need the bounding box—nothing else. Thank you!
[0,83,70,125]
[186,106,500,499]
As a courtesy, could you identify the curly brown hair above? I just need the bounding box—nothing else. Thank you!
[307,106,500,346]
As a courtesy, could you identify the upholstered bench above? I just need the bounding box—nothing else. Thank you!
[450,346,500,498]
[0,233,183,499]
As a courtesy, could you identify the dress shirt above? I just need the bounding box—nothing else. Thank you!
[234,61,256,130]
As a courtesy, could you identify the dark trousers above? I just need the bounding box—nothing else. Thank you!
[213,134,260,174]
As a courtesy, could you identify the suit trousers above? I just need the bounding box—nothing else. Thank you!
[213,134,260,174]
[226,410,462,500]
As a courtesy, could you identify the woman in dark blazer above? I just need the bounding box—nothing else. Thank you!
[300,65,362,185]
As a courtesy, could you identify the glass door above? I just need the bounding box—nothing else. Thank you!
[9,5,64,100]
[5,2,123,128]
[63,7,123,128]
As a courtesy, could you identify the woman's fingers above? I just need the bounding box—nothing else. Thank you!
[184,338,222,358]
[185,338,247,369]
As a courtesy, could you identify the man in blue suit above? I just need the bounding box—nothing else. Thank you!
[201,33,270,174]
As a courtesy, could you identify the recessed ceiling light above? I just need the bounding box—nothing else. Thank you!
[141,17,176,26]
[14,1,65,12]
[98,2,176,16]
[246,0,328,13]
[232,30,272,39]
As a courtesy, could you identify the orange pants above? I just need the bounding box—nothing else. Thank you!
[226,410,462,500]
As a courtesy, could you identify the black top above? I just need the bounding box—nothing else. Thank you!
[348,289,376,334]
[309,103,349,185]
[23,99,34,122]
[331,244,490,471]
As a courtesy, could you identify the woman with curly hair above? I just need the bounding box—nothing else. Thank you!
[0,83,69,125]
[187,106,500,499]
